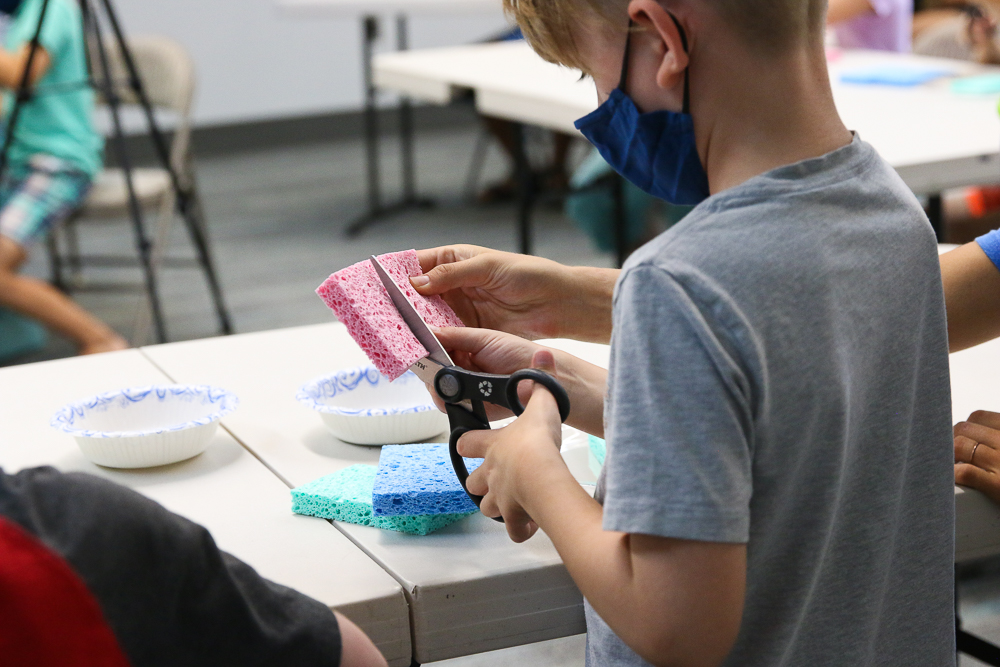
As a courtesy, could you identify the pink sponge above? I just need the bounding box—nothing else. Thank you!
[316,250,464,380]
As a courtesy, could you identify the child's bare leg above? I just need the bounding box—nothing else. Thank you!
[0,235,128,355]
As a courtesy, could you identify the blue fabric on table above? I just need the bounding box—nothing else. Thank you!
[840,66,954,86]
[977,229,1000,271]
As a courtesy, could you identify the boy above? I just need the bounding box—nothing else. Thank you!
[0,0,126,355]
[412,0,956,663]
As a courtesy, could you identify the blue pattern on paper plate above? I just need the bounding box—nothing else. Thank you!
[297,365,436,416]
[50,385,238,438]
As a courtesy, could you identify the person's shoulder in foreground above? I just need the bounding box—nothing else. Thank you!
[0,466,388,667]
[506,0,955,665]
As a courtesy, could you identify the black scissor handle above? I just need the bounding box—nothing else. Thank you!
[506,368,571,423]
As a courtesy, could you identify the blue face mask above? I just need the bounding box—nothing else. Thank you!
[0,0,22,14]
[574,16,710,206]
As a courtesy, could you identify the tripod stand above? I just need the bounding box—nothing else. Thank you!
[0,0,233,344]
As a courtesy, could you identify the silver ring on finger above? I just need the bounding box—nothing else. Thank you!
[972,442,982,466]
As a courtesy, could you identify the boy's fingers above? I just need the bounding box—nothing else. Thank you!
[456,429,493,459]
[466,466,488,497]
[505,514,538,543]
[479,492,502,520]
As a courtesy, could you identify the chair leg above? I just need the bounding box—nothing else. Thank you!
[65,217,82,282]
[463,128,491,201]
[46,230,65,292]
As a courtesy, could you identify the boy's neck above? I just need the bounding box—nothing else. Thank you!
[694,45,853,195]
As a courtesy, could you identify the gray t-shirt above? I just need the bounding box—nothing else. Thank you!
[587,135,955,666]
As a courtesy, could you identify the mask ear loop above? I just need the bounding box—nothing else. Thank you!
[666,12,692,115]
[620,14,691,114]
[617,20,633,91]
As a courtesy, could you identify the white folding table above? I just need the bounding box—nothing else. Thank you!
[140,319,1000,660]
[0,350,412,667]
[140,323,610,664]
[373,41,1000,253]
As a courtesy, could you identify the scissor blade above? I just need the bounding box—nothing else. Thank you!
[369,255,455,368]
[408,355,446,386]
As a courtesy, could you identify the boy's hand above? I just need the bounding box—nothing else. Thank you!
[414,245,617,343]
[456,350,568,543]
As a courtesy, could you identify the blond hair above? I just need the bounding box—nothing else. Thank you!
[503,0,828,71]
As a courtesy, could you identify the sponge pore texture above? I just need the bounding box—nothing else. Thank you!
[316,249,464,380]
[373,443,483,517]
[291,464,474,536]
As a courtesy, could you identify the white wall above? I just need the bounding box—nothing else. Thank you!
[112,0,510,127]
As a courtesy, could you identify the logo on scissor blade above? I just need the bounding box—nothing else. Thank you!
[479,381,493,397]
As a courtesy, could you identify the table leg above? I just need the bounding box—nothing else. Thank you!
[397,14,416,203]
[926,193,944,243]
[511,122,535,255]
[362,15,381,216]
[347,13,433,237]
[613,175,627,268]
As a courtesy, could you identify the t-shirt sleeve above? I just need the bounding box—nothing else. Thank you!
[601,264,756,543]
[977,230,1000,272]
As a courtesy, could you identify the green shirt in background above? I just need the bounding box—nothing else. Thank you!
[3,0,102,176]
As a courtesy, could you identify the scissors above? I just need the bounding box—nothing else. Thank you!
[370,256,572,521]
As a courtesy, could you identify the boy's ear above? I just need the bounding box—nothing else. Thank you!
[628,0,690,92]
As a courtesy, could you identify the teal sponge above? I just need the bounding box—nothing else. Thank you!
[291,464,474,536]
[373,443,482,517]
[588,435,606,478]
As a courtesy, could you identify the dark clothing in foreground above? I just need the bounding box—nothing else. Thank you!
[0,466,343,667]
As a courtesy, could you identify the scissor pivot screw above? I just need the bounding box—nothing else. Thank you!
[438,374,461,399]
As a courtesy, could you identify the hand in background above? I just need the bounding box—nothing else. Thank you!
[427,326,547,422]
[414,245,617,343]
[429,326,609,438]
[955,411,1000,504]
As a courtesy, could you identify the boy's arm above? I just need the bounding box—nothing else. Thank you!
[460,372,746,667]
[0,44,50,89]
[941,241,1000,353]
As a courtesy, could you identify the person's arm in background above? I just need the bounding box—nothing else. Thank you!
[0,44,50,89]
[827,0,877,23]
[944,232,1000,503]
[941,235,1000,353]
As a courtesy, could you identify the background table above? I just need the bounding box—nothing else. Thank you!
[278,0,504,235]
[141,323,607,664]
[374,42,1000,248]
[0,351,412,666]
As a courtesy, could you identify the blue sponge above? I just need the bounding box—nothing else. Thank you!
[292,464,474,535]
[373,443,483,517]
[588,435,606,478]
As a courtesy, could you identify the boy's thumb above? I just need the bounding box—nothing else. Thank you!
[530,349,556,374]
